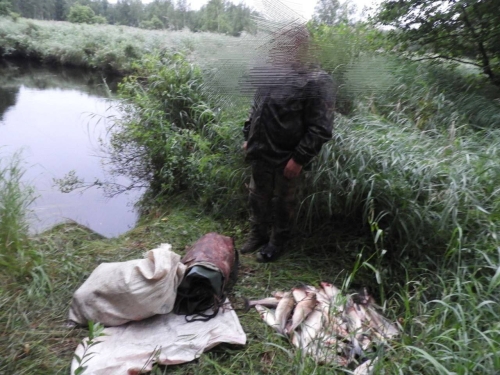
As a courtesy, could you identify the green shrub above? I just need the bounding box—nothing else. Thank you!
[0,0,11,16]
[107,52,247,215]
[68,4,96,24]
[139,15,164,30]
[9,12,20,21]
[309,22,389,114]
[92,15,107,25]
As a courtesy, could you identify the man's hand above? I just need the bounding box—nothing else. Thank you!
[242,141,248,151]
[284,158,302,179]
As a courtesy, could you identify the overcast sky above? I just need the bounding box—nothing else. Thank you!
[108,0,383,20]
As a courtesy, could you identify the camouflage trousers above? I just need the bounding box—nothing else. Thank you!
[248,160,300,247]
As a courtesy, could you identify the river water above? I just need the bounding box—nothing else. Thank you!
[0,60,141,237]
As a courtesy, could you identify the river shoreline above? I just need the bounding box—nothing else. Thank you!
[0,59,140,238]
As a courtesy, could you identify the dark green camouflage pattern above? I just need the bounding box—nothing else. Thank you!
[243,64,335,167]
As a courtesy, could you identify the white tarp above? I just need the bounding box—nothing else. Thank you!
[69,243,186,326]
[71,303,246,374]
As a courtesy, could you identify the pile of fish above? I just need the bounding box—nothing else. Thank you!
[248,282,399,374]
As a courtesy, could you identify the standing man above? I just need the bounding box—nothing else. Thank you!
[240,25,335,262]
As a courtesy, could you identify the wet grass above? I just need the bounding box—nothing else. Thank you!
[0,200,377,374]
[7,198,495,375]
[1,175,499,373]
[0,16,260,77]
[1,18,500,374]
[0,153,37,279]
[0,203,223,374]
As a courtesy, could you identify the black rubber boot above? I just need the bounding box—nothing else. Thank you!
[240,231,269,254]
[256,243,281,263]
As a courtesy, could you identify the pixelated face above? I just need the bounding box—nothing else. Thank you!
[268,25,312,66]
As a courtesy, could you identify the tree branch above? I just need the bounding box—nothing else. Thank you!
[461,5,498,84]
[411,55,483,68]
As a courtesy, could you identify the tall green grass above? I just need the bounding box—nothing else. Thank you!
[294,57,500,374]
[0,152,38,278]
[300,58,500,253]
[2,18,500,374]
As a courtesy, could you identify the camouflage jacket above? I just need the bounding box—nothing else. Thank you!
[243,64,335,167]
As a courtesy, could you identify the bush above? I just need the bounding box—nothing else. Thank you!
[92,15,107,24]
[68,4,96,24]
[139,15,164,30]
[309,22,389,114]
[107,52,247,215]
[10,12,20,21]
[0,0,11,16]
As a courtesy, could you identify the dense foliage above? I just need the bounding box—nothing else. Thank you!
[313,0,356,26]
[3,0,256,36]
[0,17,254,73]
[2,14,500,375]
[109,52,247,213]
[104,23,500,372]
[377,0,500,86]
[0,0,12,16]
[67,4,105,24]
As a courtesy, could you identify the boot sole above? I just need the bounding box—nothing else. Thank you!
[239,240,268,254]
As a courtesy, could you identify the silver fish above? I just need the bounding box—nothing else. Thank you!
[291,330,301,347]
[353,358,378,375]
[328,316,349,338]
[305,285,330,305]
[320,281,340,300]
[306,330,349,366]
[359,335,372,351]
[344,303,365,358]
[364,305,399,339]
[345,303,363,336]
[272,290,286,299]
[299,308,326,350]
[292,286,307,303]
[245,297,280,311]
[275,291,294,334]
[354,287,376,306]
[353,303,369,322]
[322,335,347,352]
[255,304,278,330]
[286,291,317,334]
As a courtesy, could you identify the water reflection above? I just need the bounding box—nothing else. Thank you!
[0,86,19,121]
[0,60,140,238]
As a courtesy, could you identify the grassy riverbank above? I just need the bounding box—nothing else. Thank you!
[0,200,373,374]
[0,16,251,74]
[1,18,500,375]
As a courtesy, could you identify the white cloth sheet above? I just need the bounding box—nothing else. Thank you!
[71,303,246,375]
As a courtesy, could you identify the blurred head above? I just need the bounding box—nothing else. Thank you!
[267,23,313,66]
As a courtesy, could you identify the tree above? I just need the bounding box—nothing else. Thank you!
[226,3,255,36]
[54,0,66,20]
[114,0,131,25]
[0,0,11,16]
[377,0,500,86]
[113,0,144,26]
[174,0,188,29]
[313,0,356,25]
[201,0,229,33]
[143,0,172,28]
[68,4,96,23]
[139,15,164,29]
[128,0,144,26]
